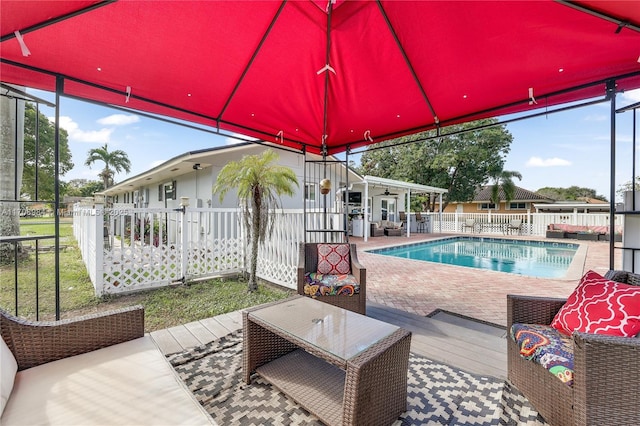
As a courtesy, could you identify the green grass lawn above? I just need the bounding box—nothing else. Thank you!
[1,219,293,332]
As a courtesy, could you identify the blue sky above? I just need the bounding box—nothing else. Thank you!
[31,88,640,202]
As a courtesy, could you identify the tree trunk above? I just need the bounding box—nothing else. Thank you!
[0,86,26,264]
[247,190,262,292]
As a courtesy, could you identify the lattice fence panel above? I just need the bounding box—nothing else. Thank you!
[103,243,181,294]
[187,238,244,278]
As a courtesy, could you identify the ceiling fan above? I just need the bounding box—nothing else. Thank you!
[383,188,397,196]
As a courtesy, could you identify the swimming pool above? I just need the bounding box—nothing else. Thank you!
[369,237,579,278]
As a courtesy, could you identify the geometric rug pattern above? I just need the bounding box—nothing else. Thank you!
[167,330,547,425]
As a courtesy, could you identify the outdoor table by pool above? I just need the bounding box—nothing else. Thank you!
[243,295,412,426]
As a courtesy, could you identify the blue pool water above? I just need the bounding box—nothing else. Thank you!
[369,237,578,278]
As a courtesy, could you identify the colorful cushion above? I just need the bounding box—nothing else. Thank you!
[511,323,574,386]
[1,337,17,416]
[317,244,351,275]
[551,270,640,337]
[304,272,359,297]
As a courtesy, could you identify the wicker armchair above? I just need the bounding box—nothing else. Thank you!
[370,221,385,237]
[297,242,366,315]
[1,306,145,371]
[507,270,640,426]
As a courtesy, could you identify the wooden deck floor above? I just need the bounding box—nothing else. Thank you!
[150,301,507,379]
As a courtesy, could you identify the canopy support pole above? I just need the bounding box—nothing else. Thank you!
[320,1,334,156]
[607,79,617,271]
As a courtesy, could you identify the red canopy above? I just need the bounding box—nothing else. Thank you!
[2,1,640,154]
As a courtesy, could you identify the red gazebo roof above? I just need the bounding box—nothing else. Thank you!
[2,1,639,154]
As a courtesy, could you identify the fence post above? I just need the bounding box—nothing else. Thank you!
[94,201,104,296]
[180,197,189,283]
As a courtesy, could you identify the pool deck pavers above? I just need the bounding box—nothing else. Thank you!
[352,232,620,327]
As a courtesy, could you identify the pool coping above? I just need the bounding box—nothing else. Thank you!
[363,235,586,281]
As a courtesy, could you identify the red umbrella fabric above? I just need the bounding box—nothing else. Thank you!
[1,0,640,154]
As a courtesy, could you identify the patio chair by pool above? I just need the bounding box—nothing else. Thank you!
[507,219,522,235]
[297,242,366,314]
[370,222,385,237]
[462,218,476,233]
[415,212,427,233]
[507,269,640,426]
[399,211,407,225]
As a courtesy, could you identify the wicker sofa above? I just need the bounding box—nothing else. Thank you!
[297,242,366,315]
[507,270,640,426]
[0,306,214,425]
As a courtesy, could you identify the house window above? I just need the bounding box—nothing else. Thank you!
[304,183,316,203]
[163,181,177,200]
[479,203,496,210]
[509,202,526,210]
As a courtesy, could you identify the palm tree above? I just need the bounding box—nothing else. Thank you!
[85,144,131,189]
[213,149,298,292]
[489,169,523,208]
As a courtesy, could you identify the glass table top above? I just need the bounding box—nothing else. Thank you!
[249,297,400,360]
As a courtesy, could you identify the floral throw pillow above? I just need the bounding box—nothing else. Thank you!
[551,270,640,337]
[317,244,351,275]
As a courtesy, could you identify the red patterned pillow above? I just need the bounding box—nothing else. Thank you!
[551,270,640,337]
[317,244,351,275]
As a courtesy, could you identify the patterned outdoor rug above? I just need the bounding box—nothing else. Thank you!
[166,330,547,425]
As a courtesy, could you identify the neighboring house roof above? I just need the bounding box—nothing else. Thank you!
[575,197,608,204]
[468,185,554,204]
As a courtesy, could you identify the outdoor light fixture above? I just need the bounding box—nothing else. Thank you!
[320,178,331,195]
[192,163,202,170]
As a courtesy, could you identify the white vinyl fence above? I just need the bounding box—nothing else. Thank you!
[431,211,623,236]
[73,203,349,296]
[73,203,623,296]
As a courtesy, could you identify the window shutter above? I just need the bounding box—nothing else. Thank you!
[158,184,163,201]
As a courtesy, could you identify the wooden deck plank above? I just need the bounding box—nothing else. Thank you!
[367,303,505,352]
[183,320,218,345]
[166,325,201,349]
[200,316,237,338]
[153,303,508,378]
[214,311,243,333]
[150,329,183,355]
[367,302,507,378]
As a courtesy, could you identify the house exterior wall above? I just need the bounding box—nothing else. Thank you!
[107,145,346,211]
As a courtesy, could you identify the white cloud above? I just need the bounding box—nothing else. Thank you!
[583,114,607,122]
[525,156,572,167]
[621,88,640,103]
[55,116,112,144]
[224,132,258,145]
[97,114,139,126]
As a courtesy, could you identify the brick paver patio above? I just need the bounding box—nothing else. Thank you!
[352,232,620,327]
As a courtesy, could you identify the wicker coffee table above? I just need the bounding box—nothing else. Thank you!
[243,296,411,426]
